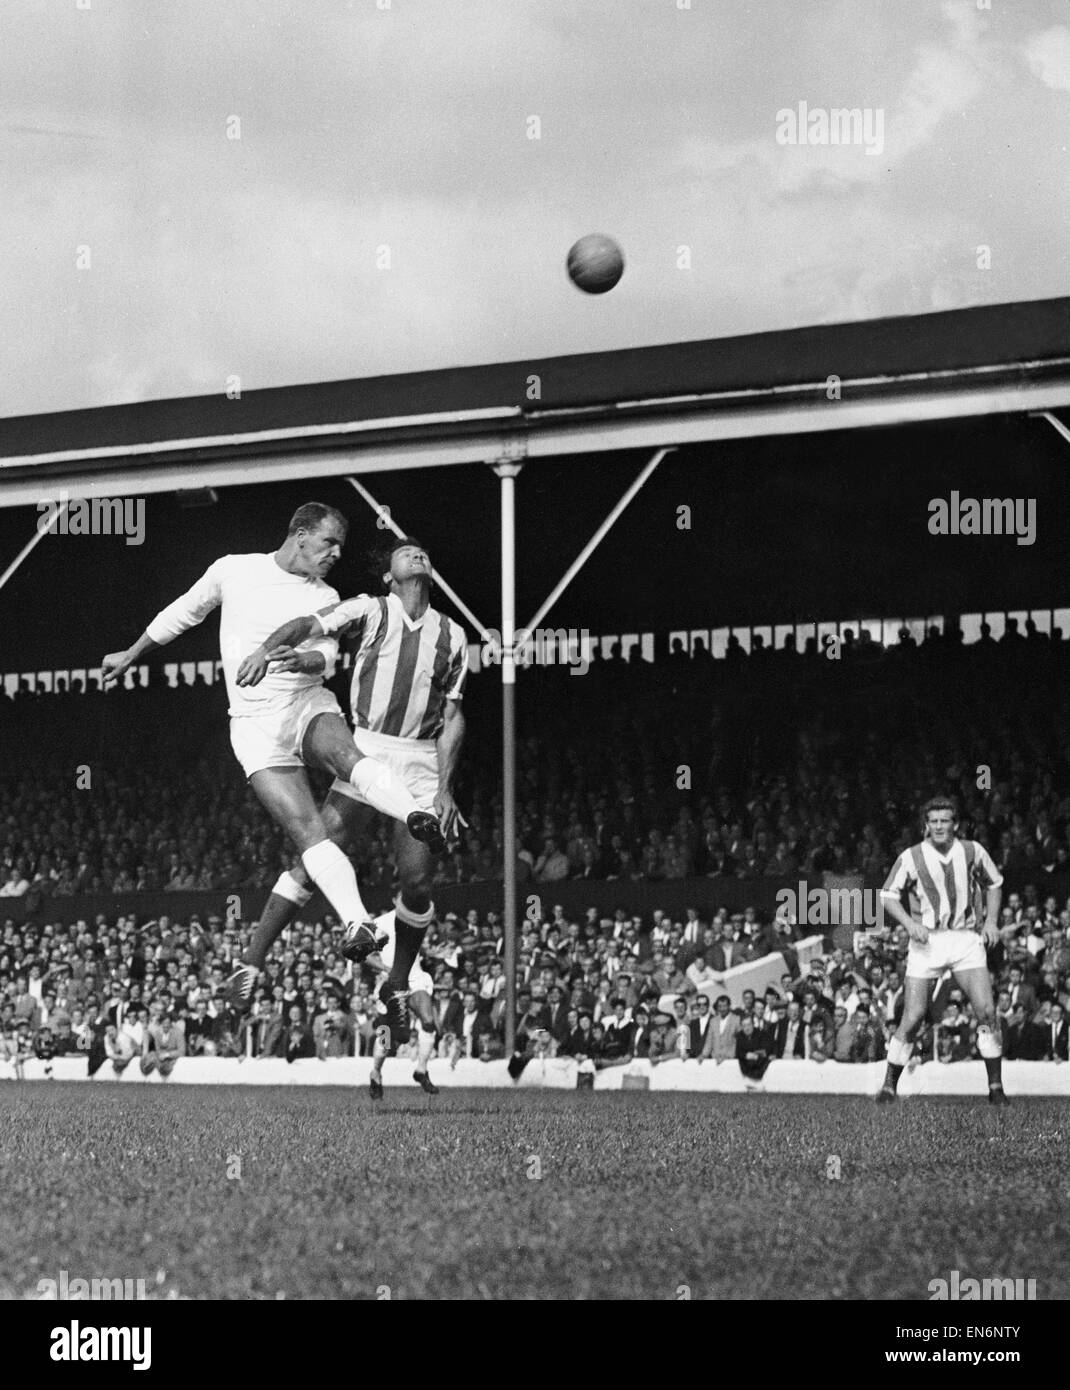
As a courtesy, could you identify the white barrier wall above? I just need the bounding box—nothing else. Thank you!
[594,1058,1070,1095]
[5,1055,1068,1096]
[1,1056,576,1090]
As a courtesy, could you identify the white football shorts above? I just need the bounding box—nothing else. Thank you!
[329,727,438,815]
[229,686,344,780]
[399,964,435,999]
[905,928,988,982]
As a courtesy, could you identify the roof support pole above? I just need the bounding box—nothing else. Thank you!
[0,497,68,597]
[345,474,495,646]
[522,447,674,635]
[1032,410,1070,450]
[492,458,523,1059]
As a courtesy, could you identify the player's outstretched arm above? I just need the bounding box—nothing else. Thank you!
[981,885,1002,945]
[879,853,928,943]
[100,633,157,691]
[261,645,327,678]
[102,560,225,689]
[237,595,375,685]
[434,699,468,841]
[101,631,161,689]
[236,614,324,686]
[880,892,927,943]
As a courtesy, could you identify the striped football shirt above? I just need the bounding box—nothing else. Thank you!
[879,837,1002,932]
[318,592,467,741]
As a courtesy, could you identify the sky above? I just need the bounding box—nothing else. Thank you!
[1,0,1068,418]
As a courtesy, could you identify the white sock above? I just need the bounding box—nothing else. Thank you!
[271,871,313,907]
[371,1023,388,1076]
[349,757,420,824]
[416,1025,435,1072]
[300,840,367,927]
[887,1036,913,1067]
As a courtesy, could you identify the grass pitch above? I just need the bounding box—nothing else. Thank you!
[0,1084,1065,1300]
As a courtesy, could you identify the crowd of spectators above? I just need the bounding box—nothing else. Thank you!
[3,617,1070,900]
[2,880,1067,1080]
[3,614,1070,1080]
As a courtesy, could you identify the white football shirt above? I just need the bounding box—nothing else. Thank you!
[145,552,340,717]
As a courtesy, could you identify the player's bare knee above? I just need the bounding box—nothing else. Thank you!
[325,747,358,782]
[401,873,433,909]
[288,862,311,890]
[305,714,354,772]
[398,854,433,903]
[291,816,329,853]
[319,801,350,847]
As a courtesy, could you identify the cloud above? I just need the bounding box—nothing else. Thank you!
[1023,25,1070,91]
[888,0,988,164]
[674,1,992,200]
[0,0,1066,417]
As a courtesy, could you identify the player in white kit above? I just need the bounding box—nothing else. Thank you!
[100,504,441,949]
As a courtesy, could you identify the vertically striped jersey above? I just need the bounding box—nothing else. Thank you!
[879,838,1002,931]
[318,592,467,741]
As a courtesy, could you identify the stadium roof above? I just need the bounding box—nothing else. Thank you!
[2,295,1069,507]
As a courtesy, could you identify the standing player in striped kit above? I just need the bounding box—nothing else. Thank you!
[875,797,1008,1105]
[231,537,467,1096]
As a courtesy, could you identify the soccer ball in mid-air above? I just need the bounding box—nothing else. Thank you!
[567,233,625,294]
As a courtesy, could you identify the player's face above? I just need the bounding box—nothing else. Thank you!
[925,809,956,847]
[387,544,432,586]
[298,519,346,578]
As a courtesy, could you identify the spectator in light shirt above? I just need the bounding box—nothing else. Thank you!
[685,952,718,992]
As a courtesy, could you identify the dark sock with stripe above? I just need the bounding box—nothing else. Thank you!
[391,895,433,974]
[245,891,300,970]
[984,1057,1003,1089]
[389,920,428,992]
[883,1062,905,1092]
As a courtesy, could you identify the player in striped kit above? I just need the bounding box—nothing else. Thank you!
[875,797,1008,1105]
[231,536,467,1096]
[101,504,440,957]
